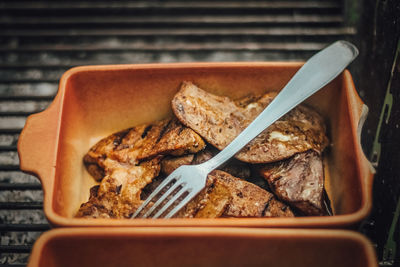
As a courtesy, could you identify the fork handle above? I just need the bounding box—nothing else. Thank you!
[200,40,359,172]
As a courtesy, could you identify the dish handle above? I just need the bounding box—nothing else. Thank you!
[346,71,375,217]
[355,103,376,176]
[17,97,62,197]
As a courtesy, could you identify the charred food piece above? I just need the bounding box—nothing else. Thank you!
[210,170,294,217]
[112,117,205,163]
[83,129,130,181]
[259,151,327,216]
[172,81,329,163]
[77,165,229,219]
[175,174,232,218]
[160,146,251,179]
[76,157,162,219]
[175,170,293,218]
[192,147,252,179]
[79,117,206,218]
[77,169,294,219]
[76,185,118,218]
[161,154,195,175]
[83,117,206,181]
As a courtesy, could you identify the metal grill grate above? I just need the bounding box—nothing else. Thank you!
[0,1,353,265]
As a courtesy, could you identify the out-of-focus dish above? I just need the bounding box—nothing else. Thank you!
[27,228,378,267]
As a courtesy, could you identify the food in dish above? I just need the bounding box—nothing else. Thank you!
[76,82,330,218]
[172,82,328,163]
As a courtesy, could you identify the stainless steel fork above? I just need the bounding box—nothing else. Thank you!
[131,40,359,219]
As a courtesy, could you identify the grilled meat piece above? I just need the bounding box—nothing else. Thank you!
[83,117,206,181]
[192,147,252,179]
[160,146,251,179]
[176,170,293,218]
[79,81,328,220]
[79,117,207,218]
[172,81,328,163]
[76,186,143,219]
[113,117,205,163]
[141,171,232,219]
[119,157,163,204]
[77,166,229,219]
[193,181,232,218]
[161,154,195,175]
[77,157,162,218]
[258,151,326,216]
[210,170,294,217]
[83,129,130,181]
[76,185,116,218]
[78,169,293,219]
[175,174,232,218]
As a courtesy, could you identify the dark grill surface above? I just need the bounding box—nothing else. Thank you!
[0,1,353,266]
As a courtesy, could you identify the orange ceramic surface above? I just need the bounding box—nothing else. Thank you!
[18,62,374,227]
[27,227,378,267]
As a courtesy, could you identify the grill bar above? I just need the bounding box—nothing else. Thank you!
[0,224,50,231]
[0,146,17,151]
[0,129,26,134]
[0,1,340,10]
[0,42,333,52]
[0,112,40,117]
[0,14,344,26]
[0,245,32,253]
[0,166,21,171]
[0,183,42,190]
[0,27,355,37]
[0,202,43,210]
[0,96,56,101]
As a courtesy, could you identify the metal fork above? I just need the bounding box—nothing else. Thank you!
[131,40,359,219]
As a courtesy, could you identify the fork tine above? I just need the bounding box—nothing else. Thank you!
[163,190,198,219]
[152,184,191,219]
[141,179,186,218]
[131,174,180,218]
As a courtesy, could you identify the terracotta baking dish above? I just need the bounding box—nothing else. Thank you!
[27,228,378,267]
[18,62,374,227]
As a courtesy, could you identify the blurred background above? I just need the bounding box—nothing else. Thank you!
[0,0,399,266]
